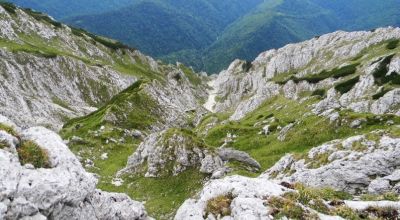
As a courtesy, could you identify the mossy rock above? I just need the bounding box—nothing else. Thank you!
[0,123,18,136]
[206,194,233,217]
[267,196,306,219]
[17,140,51,168]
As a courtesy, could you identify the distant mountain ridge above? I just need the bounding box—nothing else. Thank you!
[6,0,400,73]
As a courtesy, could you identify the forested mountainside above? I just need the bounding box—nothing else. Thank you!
[0,3,400,220]
[7,0,400,73]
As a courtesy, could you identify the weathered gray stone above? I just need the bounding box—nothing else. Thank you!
[0,115,150,219]
[264,133,400,194]
[218,148,261,170]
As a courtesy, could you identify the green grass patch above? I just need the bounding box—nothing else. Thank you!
[293,183,353,203]
[311,89,326,97]
[386,39,399,50]
[267,196,307,219]
[335,76,360,94]
[372,54,400,86]
[331,206,360,220]
[274,63,358,85]
[52,96,71,110]
[0,123,18,136]
[62,80,161,136]
[360,192,400,201]
[17,140,50,168]
[0,38,59,58]
[372,88,392,100]
[178,63,202,86]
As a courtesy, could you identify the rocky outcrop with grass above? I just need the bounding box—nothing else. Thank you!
[264,130,400,195]
[119,128,261,178]
[1,3,400,219]
[176,131,400,220]
[210,28,400,121]
[0,115,150,220]
[175,175,400,220]
[0,4,169,130]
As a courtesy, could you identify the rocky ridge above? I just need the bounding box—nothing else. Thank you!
[0,4,168,130]
[211,28,400,120]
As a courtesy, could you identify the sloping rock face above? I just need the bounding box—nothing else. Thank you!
[143,70,208,132]
[0,115,150,220]
[210,28,400,120]
[0,5,169,130]
[264,131,400,195]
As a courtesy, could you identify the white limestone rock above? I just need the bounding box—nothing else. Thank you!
[0,115,150,220]
[264,132,400,195]
[368,178,391,194]
[218,148,261,170]
[174,175,287,220]
[118,130,221,177]
[211,27,400,121]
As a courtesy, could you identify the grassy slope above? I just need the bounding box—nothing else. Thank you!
[60,80,207,219]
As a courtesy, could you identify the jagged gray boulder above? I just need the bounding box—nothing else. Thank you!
[0,116,151,220]
[119,132,262,178]
[264,131,400,195]
[174,175,287,220]
[217,148,261,170]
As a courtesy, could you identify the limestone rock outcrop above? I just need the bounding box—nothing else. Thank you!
[263,131,400,195]
[0,115,150,220]
[211,28,400,121]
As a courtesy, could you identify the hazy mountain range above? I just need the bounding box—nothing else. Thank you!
[7,0,400,73]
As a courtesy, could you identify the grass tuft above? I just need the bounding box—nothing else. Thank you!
[372,88,392,100]
[386,39,399,50]
[311,89,326,97]
[0,140,8,149]
[206,194,233,217]
[334,76,360,94]
[17,140,50,168]
[0,123,18,136]
[267,196,306,219]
